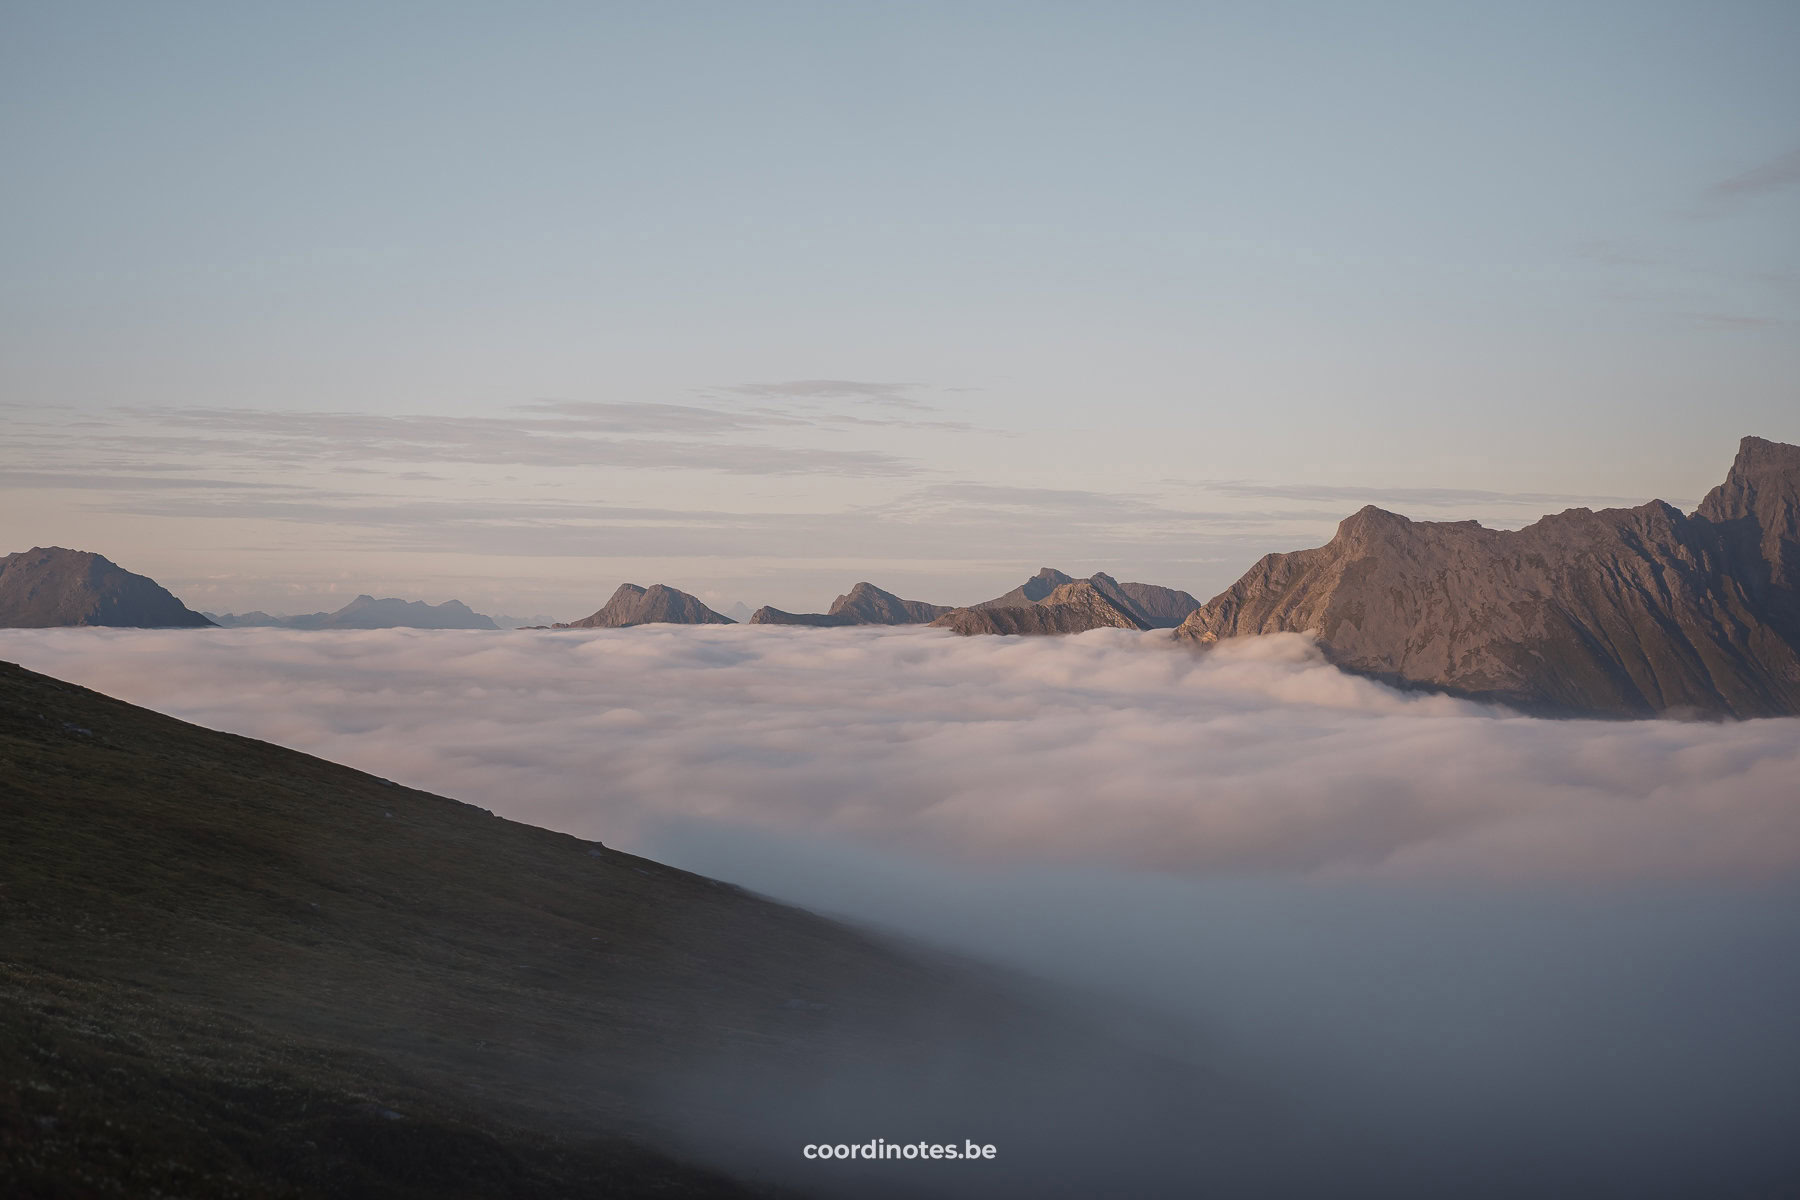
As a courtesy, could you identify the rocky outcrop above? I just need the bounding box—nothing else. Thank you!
[212,595,500,630]
[750,582,951,626]
[557,583,734,628]
[934,580,1149,636]
[1175,436,1800,718]
[0,547,213,628]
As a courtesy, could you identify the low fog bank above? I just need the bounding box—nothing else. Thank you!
[647,821,1800,1196]
[4,626,1798,1194]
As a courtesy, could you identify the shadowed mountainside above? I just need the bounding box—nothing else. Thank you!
[0,659,1249,1197]
[1176,436,1800,718]
[749,583,950,627]
[211,595,500,630]
[557,584,734,628]
[0,547,213,629]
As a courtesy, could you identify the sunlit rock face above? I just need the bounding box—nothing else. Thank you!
[1177,436,1800,718]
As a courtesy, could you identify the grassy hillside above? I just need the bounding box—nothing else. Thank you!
[0,660,1079,1198]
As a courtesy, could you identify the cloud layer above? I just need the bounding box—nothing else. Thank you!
[5,625,1798,881]
[8,625,1798,1192]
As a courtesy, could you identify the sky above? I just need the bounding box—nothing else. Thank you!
[4,1,1798,618]
[5,624,1797,1191]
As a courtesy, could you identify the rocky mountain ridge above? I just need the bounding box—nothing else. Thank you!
[1175,435,1800,718]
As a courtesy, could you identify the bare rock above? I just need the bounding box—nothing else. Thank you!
[1175,436,1800,718]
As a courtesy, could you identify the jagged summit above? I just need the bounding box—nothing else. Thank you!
[0,547,213,628]
[557,583,734,628]
[1176,436,1800,718]
[1696,435,1800,636]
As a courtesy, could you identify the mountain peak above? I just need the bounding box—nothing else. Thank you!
[0,547,213,628]
[561,583,732,628]
[1178,436,1800,717]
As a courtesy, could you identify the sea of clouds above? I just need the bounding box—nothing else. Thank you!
[7,624,1799,880]
[6,625,1799,1193]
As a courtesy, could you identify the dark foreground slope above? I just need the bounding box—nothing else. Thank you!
[1176,436,1800,717]
[0,547,213,628]
[0,661,1242,1199]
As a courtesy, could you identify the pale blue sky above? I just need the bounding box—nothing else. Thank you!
[3,1,1796,616]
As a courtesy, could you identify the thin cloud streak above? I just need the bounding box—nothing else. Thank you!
[1700,146,1800,206]
[722,380,930,410]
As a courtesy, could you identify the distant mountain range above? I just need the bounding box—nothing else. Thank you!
[8,434,1798,717]
[208,595,499,630]
[0,548,213,628]
[490,612,560,630]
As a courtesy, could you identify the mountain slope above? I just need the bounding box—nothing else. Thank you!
[828,582,951,624]
[0,658,1232,1197]
[934,580,1150,635]
[1112,580,1202,628]
[973,568,1076,609]
[557,584,733,628]
[0,547,213,628]
[1175,436,1800,717]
